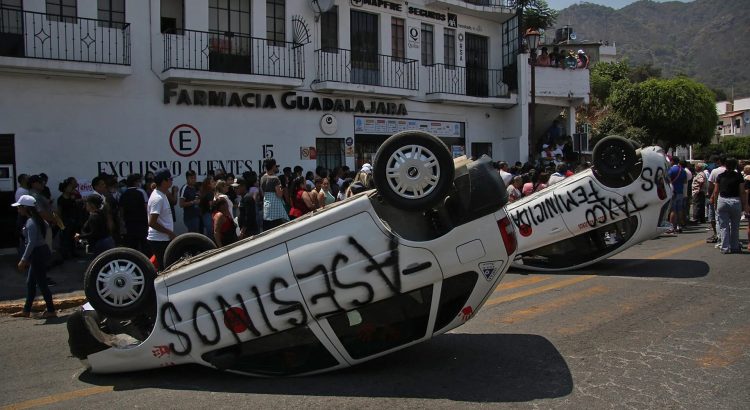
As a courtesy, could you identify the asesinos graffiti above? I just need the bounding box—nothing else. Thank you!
[158,235,402,357]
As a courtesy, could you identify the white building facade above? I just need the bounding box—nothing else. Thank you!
[0,0,589,192]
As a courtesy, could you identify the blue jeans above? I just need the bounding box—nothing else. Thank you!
[24,245,55,313]
[201,213,214,241]
[717,196,741,252]
[184,216,201,233]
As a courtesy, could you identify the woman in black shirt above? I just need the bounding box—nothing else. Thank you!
[711,158,749,254]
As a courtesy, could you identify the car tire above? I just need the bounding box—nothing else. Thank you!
[163,233,217,269]
[592,135,637,178]
[84,248,157,319]
[373,131,455,211]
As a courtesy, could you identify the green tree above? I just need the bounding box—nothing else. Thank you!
[518,0,558,31]
[629,63,662,83]
[590,60,631,103]
[610,77,718,151]
[590,110,648,146]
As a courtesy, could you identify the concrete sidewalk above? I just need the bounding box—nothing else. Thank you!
[0,248,90,314]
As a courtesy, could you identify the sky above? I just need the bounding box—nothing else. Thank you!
[546,0,693,10]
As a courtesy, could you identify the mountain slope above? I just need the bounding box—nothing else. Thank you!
[555,0,750,97]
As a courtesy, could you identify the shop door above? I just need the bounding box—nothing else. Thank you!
[350,10,379,86]
[465,33,488,97]
[0,134,16,248]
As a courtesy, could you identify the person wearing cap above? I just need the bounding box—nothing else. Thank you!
[576,49,589,69]
[11,195,56,318]
[147,168,176,270]
[119,173,149,254]
[179,170,201,233]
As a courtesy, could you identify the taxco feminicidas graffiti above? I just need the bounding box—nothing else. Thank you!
[509,164,665,236]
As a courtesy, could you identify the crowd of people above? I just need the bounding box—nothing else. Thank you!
[10,147,750,318]
[665,155,750,254]
[12,160,375,274]
[534,47,589,69]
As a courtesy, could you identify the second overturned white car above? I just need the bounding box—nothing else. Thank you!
[508,136,673,271]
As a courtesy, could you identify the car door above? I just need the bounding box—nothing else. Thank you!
[287,211,442,363]
[162,244,348,375]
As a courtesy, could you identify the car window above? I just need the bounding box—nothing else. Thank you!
[519,216,638,269]
[200,325,339,376]
[326,285,433,359]
[433,271,478,333]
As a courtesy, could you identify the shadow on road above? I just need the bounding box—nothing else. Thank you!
[78,333,572,403]
[548,258,710,279]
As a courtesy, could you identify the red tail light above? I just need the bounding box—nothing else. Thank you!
[497,216,517,256]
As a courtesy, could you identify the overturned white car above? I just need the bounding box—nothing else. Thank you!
[67,131,518,376]
[509,136,672,271]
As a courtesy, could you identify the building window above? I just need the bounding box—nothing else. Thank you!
[421,23,433,66]
[391,17,404,60]
[320,6,338,51]
[316,138,344,171]
[444,28,455,67]
[209,0,250,35]
[46,0,76,23]
[97,0,125,27]
[160,0,184,34]
[266,0,285,46]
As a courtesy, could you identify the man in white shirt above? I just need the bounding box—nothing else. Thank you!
[548,163,568,186]
[147,168,176,270]
[496,161,513,187]
[15,174,29,202]
[706,156,726,243]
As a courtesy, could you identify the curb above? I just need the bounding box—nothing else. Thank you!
[0,295,87,314]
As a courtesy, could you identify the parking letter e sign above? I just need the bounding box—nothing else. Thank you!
[170,124,201,157]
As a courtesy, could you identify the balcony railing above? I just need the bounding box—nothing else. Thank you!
[0,7,130,65]
[163,29,304,78]
[314,48,418,91]
[426,64,509,98]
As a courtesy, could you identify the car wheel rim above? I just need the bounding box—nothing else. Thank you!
[385,144,441,200]
[95,259,146,308]
[600,145,628,170]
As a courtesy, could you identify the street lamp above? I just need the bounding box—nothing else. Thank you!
[524,28,541,162]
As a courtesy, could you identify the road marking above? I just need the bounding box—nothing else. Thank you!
[698,324,750,368]
[484,275,594,307]
[0,386,113,410]
[494,275,552,292]
[493,285,610,325]
[646,239,705,260]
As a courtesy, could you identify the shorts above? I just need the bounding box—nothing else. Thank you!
[670,192,684,212]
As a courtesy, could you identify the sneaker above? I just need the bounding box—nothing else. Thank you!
[715,243,722,249]
[664,229,676,235]
[706,236,718,243]
[41,311,57,319]
[676,226,683,233]
[11,311,30,318]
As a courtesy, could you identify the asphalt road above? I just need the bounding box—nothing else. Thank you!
[1,225,748,409]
